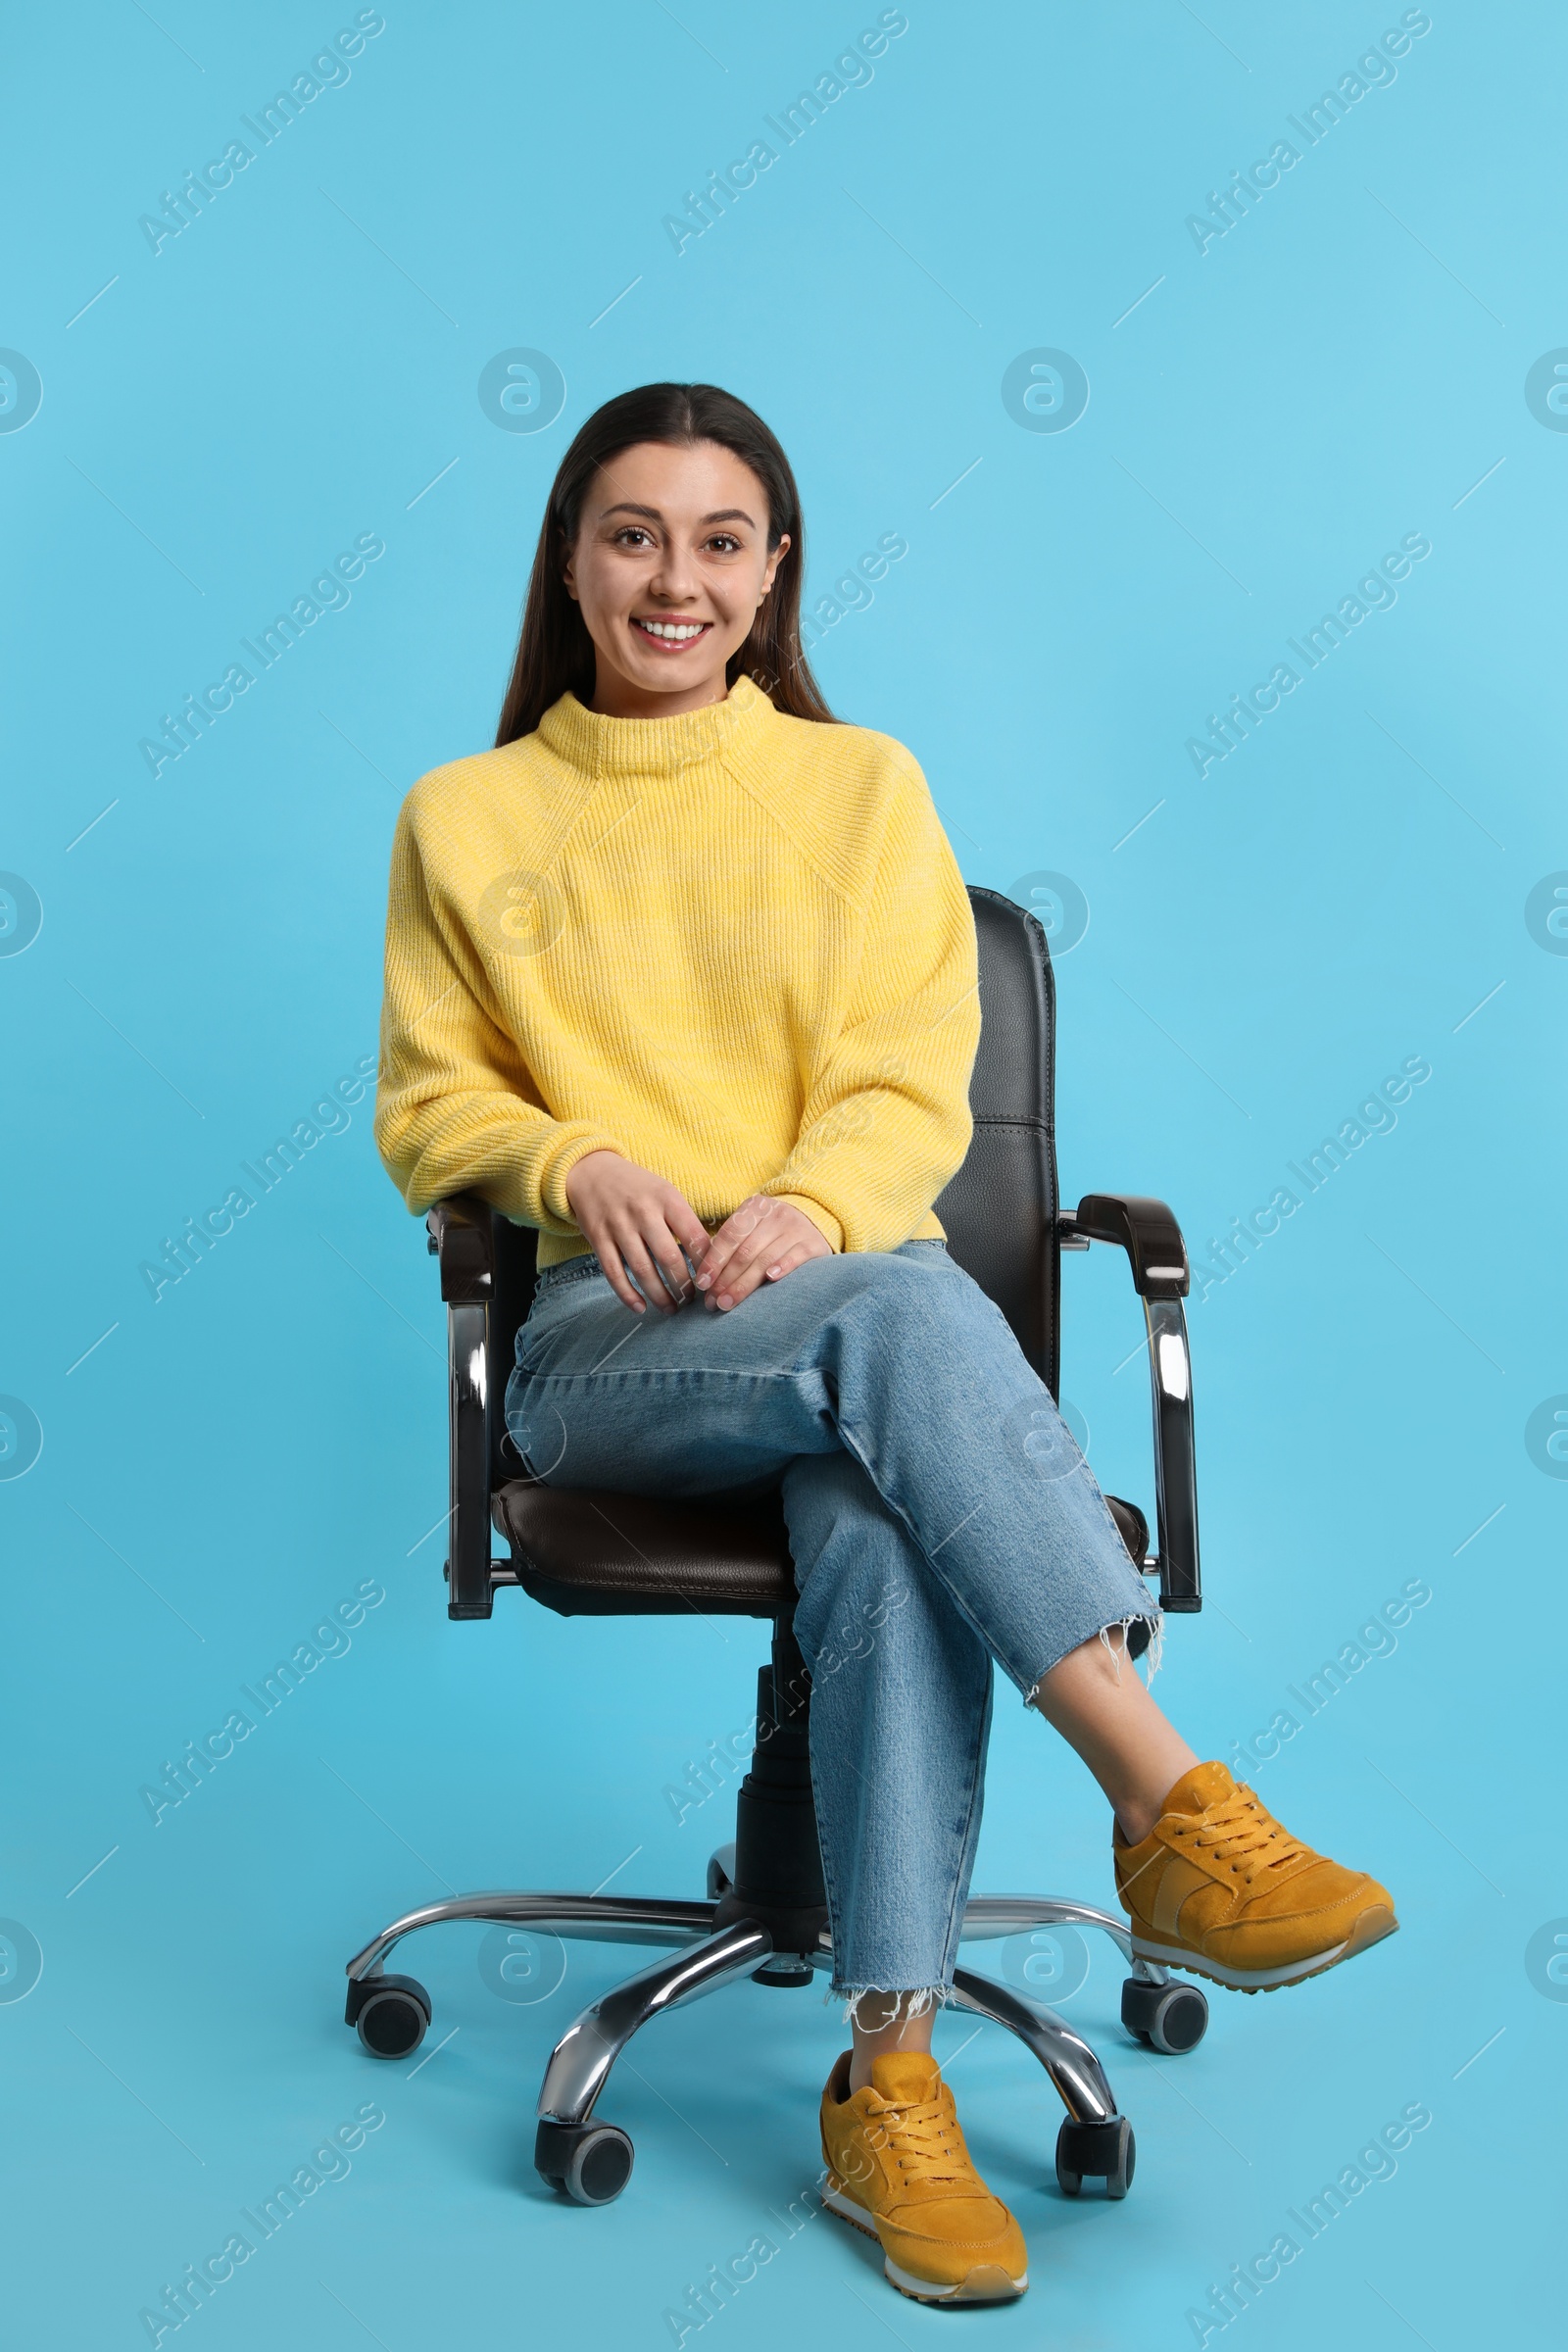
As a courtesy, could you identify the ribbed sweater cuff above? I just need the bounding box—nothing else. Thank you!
[768,1191,844,1253]
[537,1128,628,1231]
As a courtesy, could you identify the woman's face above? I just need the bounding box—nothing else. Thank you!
[564,439,790,718]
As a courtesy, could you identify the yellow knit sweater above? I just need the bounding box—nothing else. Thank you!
[373,674,980,1268]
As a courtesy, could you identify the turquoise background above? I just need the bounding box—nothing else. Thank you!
[2,2,1561,2344]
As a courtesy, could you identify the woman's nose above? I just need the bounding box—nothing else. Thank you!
[648,546,699,602]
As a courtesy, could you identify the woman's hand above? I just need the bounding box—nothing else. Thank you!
[564,1151,710,1315]
[696,1195,831,1311]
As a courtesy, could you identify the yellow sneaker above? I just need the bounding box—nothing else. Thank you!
[1114,1760,1397,1991]
[818,2050,1028,2305]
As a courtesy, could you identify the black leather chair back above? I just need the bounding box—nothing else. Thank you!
[933,888,1060,1396]
[484,887,1059,1491]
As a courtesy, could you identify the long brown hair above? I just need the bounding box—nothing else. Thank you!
[495,382,836,746]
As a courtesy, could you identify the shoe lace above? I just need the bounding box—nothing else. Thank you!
[1190,1787,1309,1883]
[870,2089,969,2186]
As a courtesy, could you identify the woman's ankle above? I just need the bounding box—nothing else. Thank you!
[846,1990,939,2091]
[1111,1752,1212,1844]
[1114,1796,1161,1845]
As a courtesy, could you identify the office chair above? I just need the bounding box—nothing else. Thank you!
[342,887,1207,2208]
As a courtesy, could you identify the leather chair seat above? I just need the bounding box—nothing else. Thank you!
[494,1481,1151,1621]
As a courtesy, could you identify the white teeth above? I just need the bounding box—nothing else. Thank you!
[636,619,706,640]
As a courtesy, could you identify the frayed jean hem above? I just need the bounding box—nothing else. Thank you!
[1022,1607,1164,1710]
[830,1984,952,2028]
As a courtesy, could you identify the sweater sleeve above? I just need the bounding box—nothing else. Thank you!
[372,807,627,1229]
[760,755,980,1254]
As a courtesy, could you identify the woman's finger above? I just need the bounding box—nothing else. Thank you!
[643,1216,696,1304]
[661,1189,711,1262]
[589,1224,645,1314]
[695,1195,766,1295]
[709,1211,798,1308]
[761,1240,815,1283]
[702,1225,767,1304]
[615,1220,683,1314]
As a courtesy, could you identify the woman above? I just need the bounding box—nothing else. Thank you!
[373,382,1396,2309]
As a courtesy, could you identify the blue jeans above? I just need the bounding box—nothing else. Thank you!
[504,1240,1159,2006]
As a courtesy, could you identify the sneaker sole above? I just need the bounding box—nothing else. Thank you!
[1130,1902,1398,1991]
[821,2185,1027,2303]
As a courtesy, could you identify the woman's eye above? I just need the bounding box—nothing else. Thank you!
[707,535,741,554]
[614,527,654,548]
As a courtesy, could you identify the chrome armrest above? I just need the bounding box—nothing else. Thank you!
[1060,1195,1200,1612]
[1136,1294,1200,1610]
[427,1196,501,1620]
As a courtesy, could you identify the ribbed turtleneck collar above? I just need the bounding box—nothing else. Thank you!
[535,671,768,778]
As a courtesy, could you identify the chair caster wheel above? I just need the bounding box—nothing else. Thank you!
[1122,1974,1208,2054]
[535,2118,635,2206]
[345,1973,431,2059]
[1055,2114,1135,2200]
[706,1843,737,1900]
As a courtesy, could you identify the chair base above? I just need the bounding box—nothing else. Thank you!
[342,1861,1208,2204]
[342,1629,1211,2202]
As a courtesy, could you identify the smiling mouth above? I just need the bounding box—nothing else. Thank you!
[631,616,711,648]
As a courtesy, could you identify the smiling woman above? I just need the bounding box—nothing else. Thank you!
[496,382,834,739]
[563,444,790,708]
[371,379,1396,2314]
